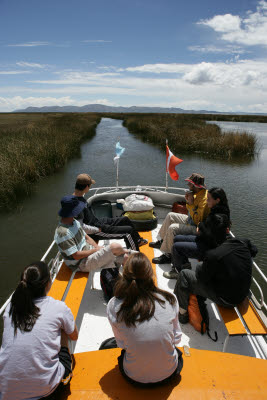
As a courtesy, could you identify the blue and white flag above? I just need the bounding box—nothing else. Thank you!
[114,142,125,165]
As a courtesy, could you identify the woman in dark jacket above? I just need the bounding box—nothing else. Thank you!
[196,187,230,250]
[171,188,230,274]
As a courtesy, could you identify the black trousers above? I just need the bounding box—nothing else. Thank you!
[91,216,141,250]
[174,269,235,311]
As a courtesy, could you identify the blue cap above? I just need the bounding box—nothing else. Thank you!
[58,195,86,218]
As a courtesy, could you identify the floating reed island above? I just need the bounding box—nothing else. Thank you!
[110,113,260,159]
[0,113,100,211]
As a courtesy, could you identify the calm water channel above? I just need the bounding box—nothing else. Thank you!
[1,117,267,308]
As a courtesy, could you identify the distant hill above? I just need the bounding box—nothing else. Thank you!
[13,104,221,114]
[12,104,266,115]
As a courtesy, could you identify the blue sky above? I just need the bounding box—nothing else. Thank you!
[0,0,267,112]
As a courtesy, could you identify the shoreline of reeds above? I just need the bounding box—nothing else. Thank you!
[106,113,259,159]
[0,112,260,211]
[0,113,101,211]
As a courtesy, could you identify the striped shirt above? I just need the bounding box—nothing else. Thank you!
[54,219,87,268]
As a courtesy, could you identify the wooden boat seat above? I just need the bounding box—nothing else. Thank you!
[217,298,267,352]
[57,347,267,400]
[49,263,73,301]
[49,263,89,320]
[64,270,89,320]
[237,298,267,335]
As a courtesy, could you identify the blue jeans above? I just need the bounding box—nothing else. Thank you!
[172,235,206,272]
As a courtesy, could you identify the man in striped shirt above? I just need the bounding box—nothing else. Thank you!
[54,196,132,272]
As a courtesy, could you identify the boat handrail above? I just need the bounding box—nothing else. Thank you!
[88,185,187,196]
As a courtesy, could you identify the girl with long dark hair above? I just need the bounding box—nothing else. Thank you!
[107,253,183,387]
[0,261,78,400]
[206,187,230,219]
[167,188,231,279]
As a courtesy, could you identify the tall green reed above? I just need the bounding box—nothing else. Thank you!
[0,113,101,211]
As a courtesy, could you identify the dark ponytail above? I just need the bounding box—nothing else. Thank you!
[9,261,51,335]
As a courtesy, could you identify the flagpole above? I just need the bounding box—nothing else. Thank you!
[165,139,168,191]
[116,158,119,188]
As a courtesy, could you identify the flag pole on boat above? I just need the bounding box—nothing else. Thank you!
[114,141,125,188]
[165,139,168,191]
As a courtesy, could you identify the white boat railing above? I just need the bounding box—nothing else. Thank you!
[88,185,187,196]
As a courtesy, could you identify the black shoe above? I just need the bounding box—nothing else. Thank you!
[179,312,189,324]
[152,254,172,264]
[138,238,148,247]
[149,240,163,249]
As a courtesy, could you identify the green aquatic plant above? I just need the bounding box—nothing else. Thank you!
[0,113,101,211]
[118,113,258,158]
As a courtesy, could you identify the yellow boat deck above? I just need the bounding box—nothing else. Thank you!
[59,347,267,400]
[49,231,267,399]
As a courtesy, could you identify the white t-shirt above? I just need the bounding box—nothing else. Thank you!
[0,296,75,400]
[107,294,182,383]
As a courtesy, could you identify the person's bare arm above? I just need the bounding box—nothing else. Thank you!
[85,234,99,248]
[185,192,194,205]
[68,324,78,341]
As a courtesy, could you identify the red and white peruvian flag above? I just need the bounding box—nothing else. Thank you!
[166,145,183,181]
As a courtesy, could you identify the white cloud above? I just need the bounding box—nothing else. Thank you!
[120,63,191,74]
[199,14,241,33]
[1,57,267,113]
[91,98,117,105]
[198,0,267,46]
[7,41,51,47]
[82,40,112,43]
[0,70,31,75]
[188,45,247,54]
[22,59,267,98]
[182,60,265,87]
[16,62,46,69]
[28,71,122,85]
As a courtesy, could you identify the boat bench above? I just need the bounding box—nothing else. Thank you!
[49,263,89,320]
[217,297,267,352]
[57,347,267,400]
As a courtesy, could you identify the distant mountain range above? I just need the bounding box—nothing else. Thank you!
[13,104,266,115]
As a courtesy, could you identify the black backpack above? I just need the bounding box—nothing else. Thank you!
[197,296,218,342]
[100,267,119,301]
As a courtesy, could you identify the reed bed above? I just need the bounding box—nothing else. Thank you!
[120,114,258,158]
[0,113,101,211]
